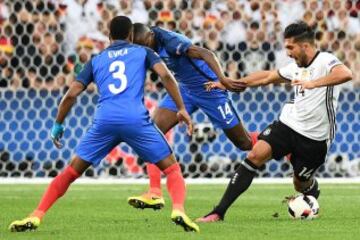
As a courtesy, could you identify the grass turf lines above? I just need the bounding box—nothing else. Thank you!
[1,184,359,240]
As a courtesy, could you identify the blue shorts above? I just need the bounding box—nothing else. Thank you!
[75,121,172,166]
[159,87,240,129]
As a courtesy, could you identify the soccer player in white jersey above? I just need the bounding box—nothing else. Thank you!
[197,21,353,223]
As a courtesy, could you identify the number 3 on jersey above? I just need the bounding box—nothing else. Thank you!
[108,60,128,94]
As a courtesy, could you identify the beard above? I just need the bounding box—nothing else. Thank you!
[295,49,308,67]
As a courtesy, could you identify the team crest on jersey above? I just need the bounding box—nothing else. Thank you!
[263,128,271,136]
[300,69,310,80]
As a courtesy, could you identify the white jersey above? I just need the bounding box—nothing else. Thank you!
[278,51,343,142]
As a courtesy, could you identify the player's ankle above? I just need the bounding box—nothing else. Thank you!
[30,210,45,220]
[212,207,225,219]
[302,179,320,199]
[149,188,162,197]
[172,204,184,213]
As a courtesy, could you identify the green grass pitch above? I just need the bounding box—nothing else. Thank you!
[0,184,359,240]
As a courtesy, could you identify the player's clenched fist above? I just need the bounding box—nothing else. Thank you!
[176,109,193,136]
[51,122,64,149]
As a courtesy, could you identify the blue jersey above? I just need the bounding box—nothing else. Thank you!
[77,40,161,124]
[152,27,224,97]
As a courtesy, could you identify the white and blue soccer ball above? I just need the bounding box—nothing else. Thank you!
[288,195,319,220]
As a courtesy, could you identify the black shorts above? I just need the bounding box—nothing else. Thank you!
[258,121,328,181]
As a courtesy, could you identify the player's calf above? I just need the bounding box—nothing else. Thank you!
[209,158,259,218]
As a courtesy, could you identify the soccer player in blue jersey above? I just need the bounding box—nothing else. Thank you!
[9,16,199,233]
[127,24,257,209]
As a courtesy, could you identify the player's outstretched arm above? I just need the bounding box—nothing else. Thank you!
[292,65,352,91]
[205,70,286,92]
[238,70,274,87]
[186,45,239,91]
[152,62,193,135]
[51,81,85,148]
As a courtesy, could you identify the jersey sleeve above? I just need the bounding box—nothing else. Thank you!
[156,28,192,56]
[76,60,94,86]
[145,47,162,69]
[324,53,343,73]
[277,63,295,81]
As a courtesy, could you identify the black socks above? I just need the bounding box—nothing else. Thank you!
[214,158,258,218]
[302,178,320,199]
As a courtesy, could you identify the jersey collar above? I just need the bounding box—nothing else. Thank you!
[303,51,320,68]
[109,40,129,49]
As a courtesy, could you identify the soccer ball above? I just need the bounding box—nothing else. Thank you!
[288,195,319,220]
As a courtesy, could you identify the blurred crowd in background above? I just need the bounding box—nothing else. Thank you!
[0,0,359,91]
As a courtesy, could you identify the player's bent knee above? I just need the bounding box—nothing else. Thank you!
[247,151,256,161]
[246,151,263,167]
[152,108,178,134]
[155,154,177,171]
[69,155,91,175]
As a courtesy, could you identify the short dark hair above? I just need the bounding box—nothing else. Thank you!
[133,23,150,38]
[284,21,315,44]
[109,16,133,40]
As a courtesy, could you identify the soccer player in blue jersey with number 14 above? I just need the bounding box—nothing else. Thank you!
[9,16,199,233]
[127,23,257,210]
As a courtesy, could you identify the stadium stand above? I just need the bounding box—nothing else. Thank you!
[0,0,359,179]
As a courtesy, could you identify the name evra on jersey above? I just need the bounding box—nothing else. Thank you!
[108,48,128,58]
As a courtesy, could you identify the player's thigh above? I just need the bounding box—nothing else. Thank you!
[258,121,293,160]
[121,123,173,166]
[75,124,121,167]
[152,107,179,134]
[156,89,197,133]
[291,135,328,182]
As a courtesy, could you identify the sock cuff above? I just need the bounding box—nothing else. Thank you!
[303,179,318,193]
[147,163,158,170]
[163,163,181,175]
[241,158,258,172]
[65,165,81,178]
[147,163,161,175]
